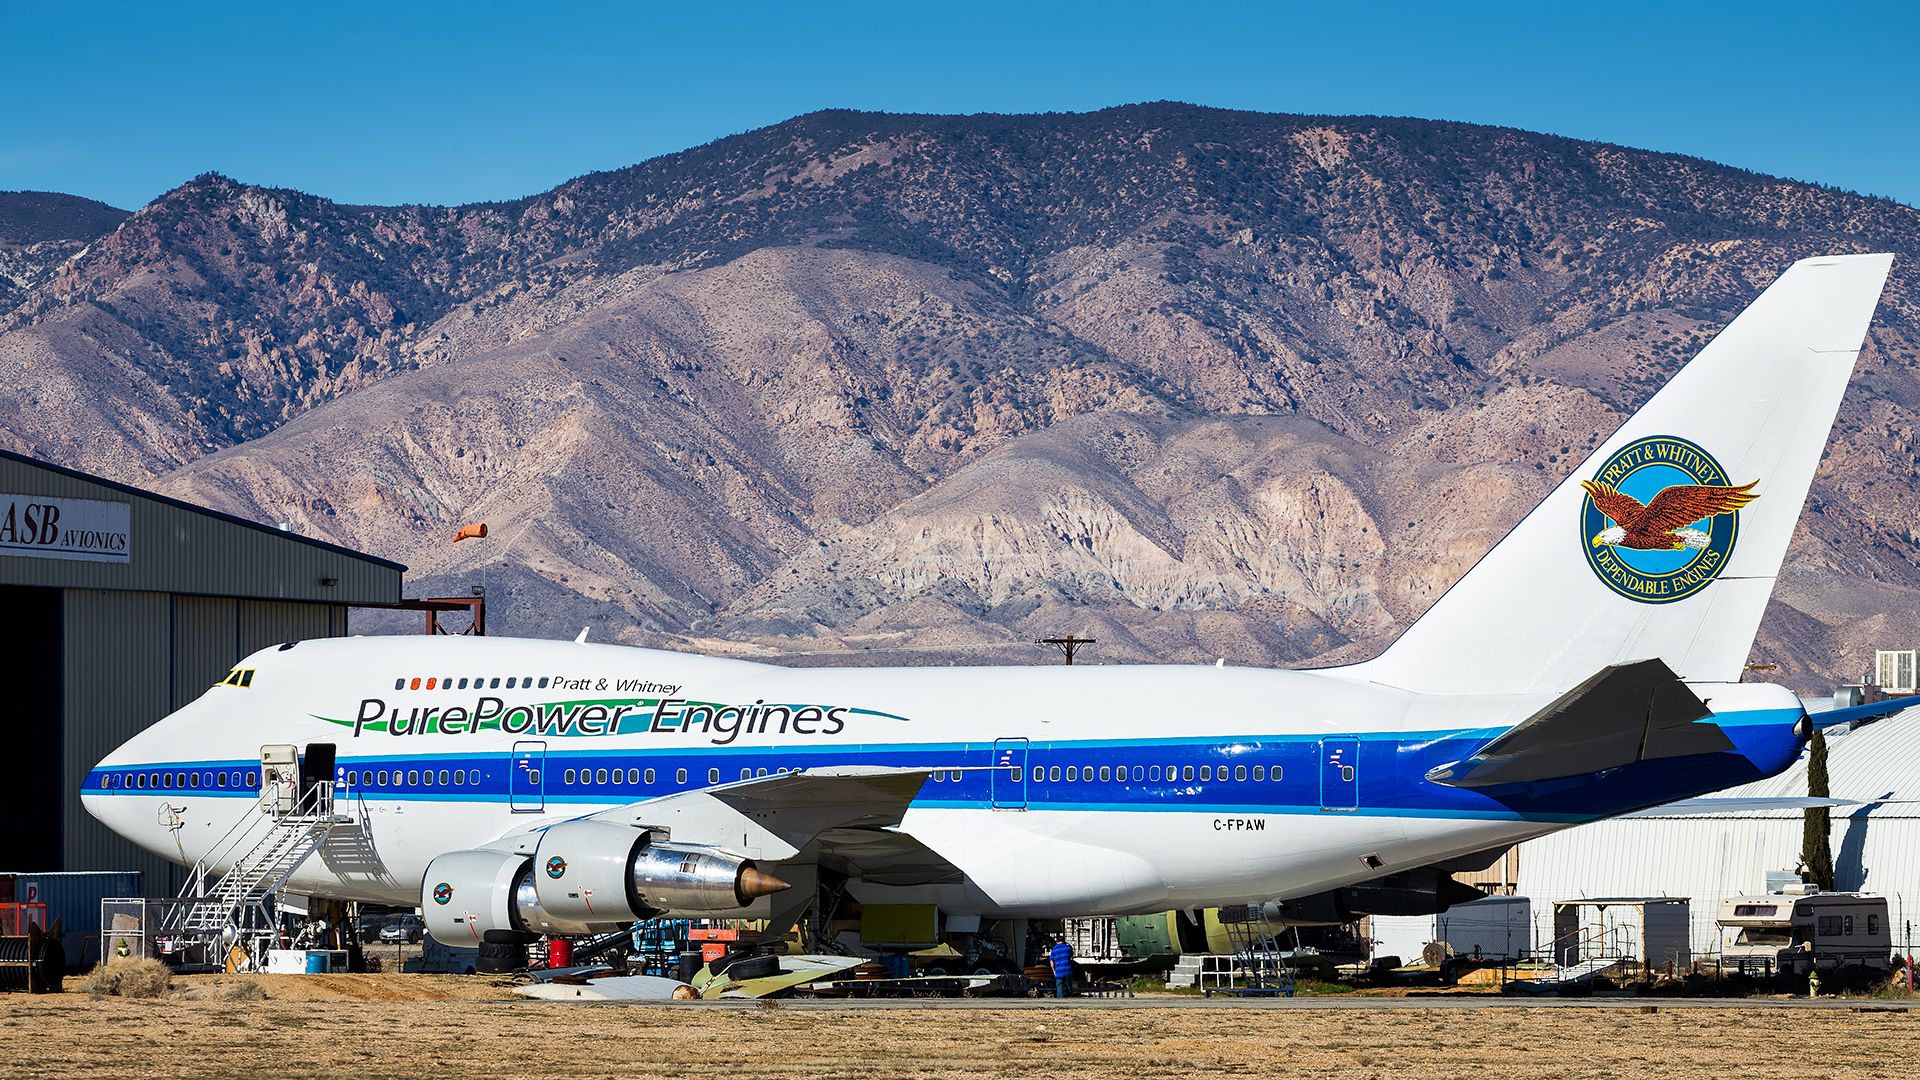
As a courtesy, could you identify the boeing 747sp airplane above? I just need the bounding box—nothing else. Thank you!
[84,253,1911,949]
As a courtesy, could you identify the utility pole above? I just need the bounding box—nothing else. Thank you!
[1036,636,1095,665]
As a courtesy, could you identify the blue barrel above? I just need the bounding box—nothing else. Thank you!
[304,952,329,974]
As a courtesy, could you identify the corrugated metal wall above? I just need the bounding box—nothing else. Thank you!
[59,590,352,894]
[1519,813,1920,957]
[61,590,177,891]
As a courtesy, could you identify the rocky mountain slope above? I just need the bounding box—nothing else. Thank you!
[5,104,1920,690]
[0,191,128,314]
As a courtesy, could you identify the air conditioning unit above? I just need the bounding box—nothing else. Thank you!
[1875,650,1917,694]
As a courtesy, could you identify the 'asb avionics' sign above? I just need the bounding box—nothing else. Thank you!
[0,494,131,563]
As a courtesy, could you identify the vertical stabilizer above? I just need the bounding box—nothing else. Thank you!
[1346,254,1893,696]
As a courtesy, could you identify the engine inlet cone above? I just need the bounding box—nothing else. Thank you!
[736,866,791,901]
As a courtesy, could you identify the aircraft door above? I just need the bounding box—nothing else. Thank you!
[260,744,297,814]
[300,743,335,798]
[991,737,1028,810]
[1319,737,1359,811]
[511,741,546,812]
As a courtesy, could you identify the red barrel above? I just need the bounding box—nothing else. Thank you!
[547,937,573,968]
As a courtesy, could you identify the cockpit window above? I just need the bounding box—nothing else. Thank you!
[217,668,256,688]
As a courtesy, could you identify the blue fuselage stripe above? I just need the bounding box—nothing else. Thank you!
[85,708,1805,824]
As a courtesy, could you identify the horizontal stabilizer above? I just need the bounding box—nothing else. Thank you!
[1426,659,1731,788]
[1808,696,1920,730]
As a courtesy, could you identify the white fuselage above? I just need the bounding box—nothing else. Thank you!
[83,634,1799,917]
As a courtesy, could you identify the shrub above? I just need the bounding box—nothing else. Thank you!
[78,957,173,999]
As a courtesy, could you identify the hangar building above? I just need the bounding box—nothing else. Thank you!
[0,449,403,892]
[1515,716,1920,956]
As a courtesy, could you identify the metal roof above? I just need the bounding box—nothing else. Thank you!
[0,448,404,606]
[1676,717,1920,818]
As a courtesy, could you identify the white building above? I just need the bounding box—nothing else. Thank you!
[1515,716,1920,959]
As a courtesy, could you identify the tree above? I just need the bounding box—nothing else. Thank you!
[1801,729,1835,892]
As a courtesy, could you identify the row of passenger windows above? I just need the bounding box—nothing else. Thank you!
[559,766,803,786]
[115,760,1282,793]
[102,770,259,791]
[396,675,551,691]
[343,768,481,788]
[929,764,1282,784]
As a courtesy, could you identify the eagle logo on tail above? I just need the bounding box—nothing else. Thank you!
[1581,479,1758,550]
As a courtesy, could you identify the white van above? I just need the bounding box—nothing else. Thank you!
[1718,892,1894,977]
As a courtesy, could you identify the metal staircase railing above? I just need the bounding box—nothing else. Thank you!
[1211,903,1296,997]
[1503,923,1638,989]
[164,781,353,942]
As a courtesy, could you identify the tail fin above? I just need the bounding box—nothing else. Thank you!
[1347,253,1893,696]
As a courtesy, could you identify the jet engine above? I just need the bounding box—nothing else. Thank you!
[1273,868,1486,925]
[422,823,788,946]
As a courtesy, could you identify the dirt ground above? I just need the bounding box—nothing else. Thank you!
[4,974,1918,1079]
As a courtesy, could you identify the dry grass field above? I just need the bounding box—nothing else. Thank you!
[2,974,1916,1079]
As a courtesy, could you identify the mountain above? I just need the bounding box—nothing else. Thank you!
[5,104,1920,690]
[0,191,128,314]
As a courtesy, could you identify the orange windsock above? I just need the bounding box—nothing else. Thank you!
[452,523,489,543]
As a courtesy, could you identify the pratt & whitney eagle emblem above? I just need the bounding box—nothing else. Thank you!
[1579,436,1756,604]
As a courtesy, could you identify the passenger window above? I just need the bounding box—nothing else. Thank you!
[1066,766,1079,782]
[394,678,405,690]
[506,677,517,689]
[677,768,688,784]
[490,677,501,688]
[1182,765,1195,781]
[1844,915,1855,935]
[188,773,200,788]
[643,769,655,785]
[709,768,720,784]
[437,769,450,785]
[596,768,609,784]
[1272,766,1284,781]
[426,678,437,690]
[1234,765,1247,781]
[565,769,577,784]
[1200,765,1212,781]
[411,677,422,690]
[218,772,230,788]
[538,677,549,688]
[377,770,390,786]
[1032,765,1044,782]
[1132,766,1143,781]
[453,769,465,785]
[1048,766,1062,782]
[1149,766,1161,781]
[1870,914,1880,935]
[406,770,419,786]
[458,678,469,689]
[423,771,436,788]
[1252,765,1265,781]
[1099,766,1111,782]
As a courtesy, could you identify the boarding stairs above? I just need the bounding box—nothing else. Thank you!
[165,781,353,940]
[1209,904,1296,997]
[1503,925,1636,992]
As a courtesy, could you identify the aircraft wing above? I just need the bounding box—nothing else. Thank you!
[1808,696,1920,729]
[583,765,939,863]
[1621,796,1858,817]
[1425,658,1732,788]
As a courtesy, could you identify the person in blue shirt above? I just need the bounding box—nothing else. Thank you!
[1048,935,1073,998]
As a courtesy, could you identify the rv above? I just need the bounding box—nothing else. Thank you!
[1718,892,1894,977]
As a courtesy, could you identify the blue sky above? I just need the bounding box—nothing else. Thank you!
[5,1,1917,210]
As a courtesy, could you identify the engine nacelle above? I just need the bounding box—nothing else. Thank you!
[422,849,537,947]
[532,820,789,929]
